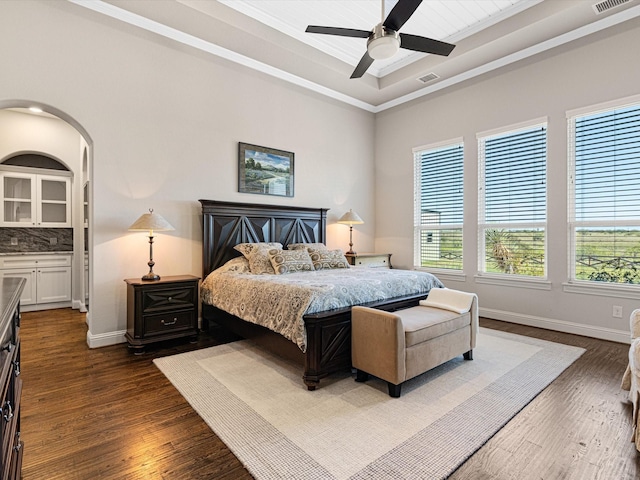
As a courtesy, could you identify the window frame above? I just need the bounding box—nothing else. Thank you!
[412,138,464,275]
[566,94,640,294]
[477,118,549,281]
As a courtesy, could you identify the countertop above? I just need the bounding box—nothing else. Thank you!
[0,277,25,343]
[0,251,73,256]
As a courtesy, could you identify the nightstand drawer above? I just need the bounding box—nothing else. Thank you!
[345,253,392,268]
[141,285,197,313]
[144,310,195,336]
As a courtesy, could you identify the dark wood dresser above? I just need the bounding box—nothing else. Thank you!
[125,275,200,354]
[0,277,25,479]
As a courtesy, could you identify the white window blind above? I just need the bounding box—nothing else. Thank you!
[568,102,640,285]
[478,122,547,277]
[413,141,463,270]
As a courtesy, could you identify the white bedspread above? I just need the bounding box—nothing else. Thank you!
[201,266,444,352]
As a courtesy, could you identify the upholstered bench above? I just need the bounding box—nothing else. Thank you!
[351,288,478,397]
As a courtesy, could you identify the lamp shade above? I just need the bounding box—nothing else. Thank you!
[128,209,175,233]
[337,209,364,226]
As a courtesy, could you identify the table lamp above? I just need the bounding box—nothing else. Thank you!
[128,209,174,281]
[337,209,364,255]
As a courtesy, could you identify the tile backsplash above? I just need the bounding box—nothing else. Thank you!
[0,228,73,253]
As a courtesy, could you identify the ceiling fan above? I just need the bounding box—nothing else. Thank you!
[305,0,456,79]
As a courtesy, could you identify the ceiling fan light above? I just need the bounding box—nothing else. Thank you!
[367,35,400,60]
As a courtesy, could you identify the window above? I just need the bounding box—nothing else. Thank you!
[478,121,547,278]
[568,100,640,286]
[413,140,463,270]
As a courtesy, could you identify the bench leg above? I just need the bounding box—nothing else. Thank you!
[388,382,402,398]
[463,350,473,361]
[355,369,370,382]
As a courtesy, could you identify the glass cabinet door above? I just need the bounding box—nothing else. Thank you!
[1,173,35,225]
[37,175,71,226]
[1,172,71,227]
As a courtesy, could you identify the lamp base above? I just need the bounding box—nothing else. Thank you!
[141,272,160,281]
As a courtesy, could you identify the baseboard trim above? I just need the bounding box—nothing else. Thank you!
[480,307,630,344]
[86,315,203,348]
[87,329,126,348]
[85,312,628,348]
[22,302,72,312]
[72,300,87,312]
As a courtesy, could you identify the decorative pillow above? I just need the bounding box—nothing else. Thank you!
[234,242,283,259]
[268,248,314,275]
[310,249,350,270]
[287,243,328,253]
[247,244,281,274]
[216,256,250,274]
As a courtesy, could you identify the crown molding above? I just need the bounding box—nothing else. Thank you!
[69,1,640,114]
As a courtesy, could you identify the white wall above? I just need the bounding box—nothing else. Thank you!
[0,1,375,346]
[0,111,81,171]
[375,20,640,342]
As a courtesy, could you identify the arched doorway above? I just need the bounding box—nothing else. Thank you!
[0,101,93,321]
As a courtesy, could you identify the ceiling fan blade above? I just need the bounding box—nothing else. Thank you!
[399,33,455,56]
[383,0,423,32]
[351,52,375,79]
[305,26,371,38]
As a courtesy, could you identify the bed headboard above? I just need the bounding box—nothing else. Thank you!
[200,200,329,278]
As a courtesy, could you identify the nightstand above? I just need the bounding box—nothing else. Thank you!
[345,253,392,269]
[125,275,200,354]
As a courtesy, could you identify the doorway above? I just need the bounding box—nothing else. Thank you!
[0,102,92,318]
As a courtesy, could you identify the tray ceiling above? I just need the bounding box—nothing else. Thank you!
[217,0,533,78]
[73,0,640,112]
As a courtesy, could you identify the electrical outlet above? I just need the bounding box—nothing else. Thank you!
[613,305,623,318]
[10,237,18,246]
[49,237,57,246]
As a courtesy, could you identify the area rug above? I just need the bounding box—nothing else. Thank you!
[154,328,584,479]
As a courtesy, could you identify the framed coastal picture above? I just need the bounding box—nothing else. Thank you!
[238,142,294,197]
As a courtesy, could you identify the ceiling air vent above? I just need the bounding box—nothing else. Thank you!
[417,72,439,84]
[592,0,632,14]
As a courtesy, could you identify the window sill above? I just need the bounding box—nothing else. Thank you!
[563,281,640,300]
[414,268,466,283]
[474,274,551,290]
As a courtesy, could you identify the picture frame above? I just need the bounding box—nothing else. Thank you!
[238,142,294,197]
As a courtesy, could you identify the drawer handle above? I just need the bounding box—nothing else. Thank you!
[2,342,12,353]
[161,318,178,326]
[13,360,20,377]
[3,401,13,422]
[168,297,173,302]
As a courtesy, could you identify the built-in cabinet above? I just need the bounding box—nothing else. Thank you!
[0,171,71,228]
[0,254,72,307]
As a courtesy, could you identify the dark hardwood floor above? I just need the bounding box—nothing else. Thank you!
[19,308,640,479]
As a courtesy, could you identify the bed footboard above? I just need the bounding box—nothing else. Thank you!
[202,292,427,390]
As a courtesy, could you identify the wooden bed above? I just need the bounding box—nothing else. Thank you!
[200,199,428,390]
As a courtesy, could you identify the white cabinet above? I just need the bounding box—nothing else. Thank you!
[0,172,71,227]
[0,268,36,304]
[0,254,71,307]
